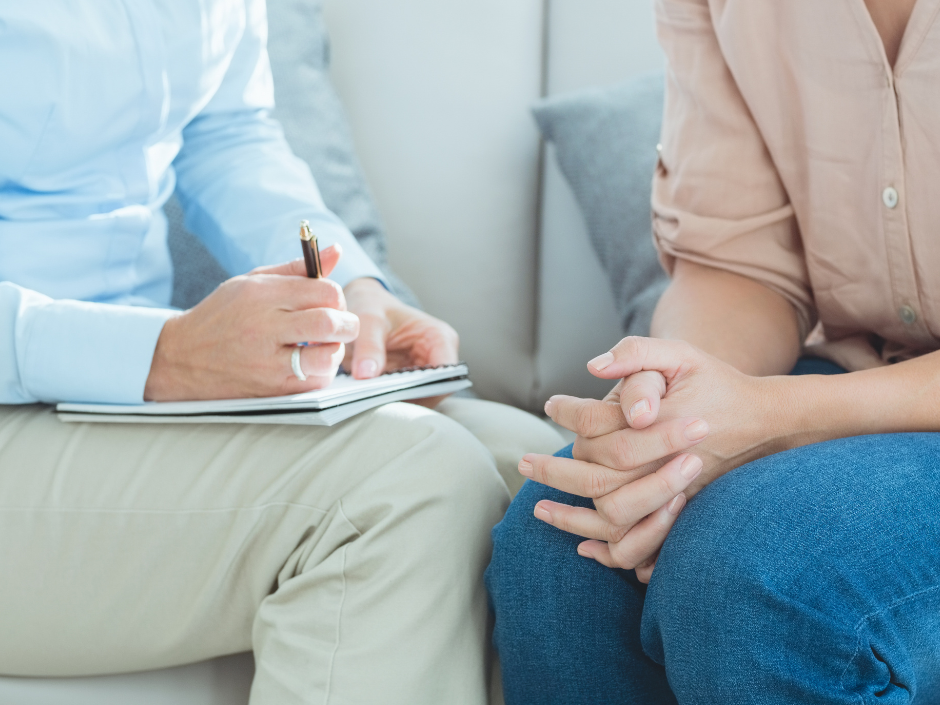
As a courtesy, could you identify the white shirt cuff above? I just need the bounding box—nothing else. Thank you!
[18,297,176,404]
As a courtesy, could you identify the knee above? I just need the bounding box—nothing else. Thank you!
[435,398,565,497]
[637,464,797,695]
[486,479,592,622]
[373,404,511,532]
[640,435,940,695]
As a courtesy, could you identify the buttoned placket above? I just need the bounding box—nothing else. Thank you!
[878,61,930,345]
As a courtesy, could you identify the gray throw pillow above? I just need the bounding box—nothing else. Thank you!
[169,0,417,310]
[532,72,667,337]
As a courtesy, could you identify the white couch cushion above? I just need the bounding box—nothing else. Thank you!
[533,0,664,405]
[323,0,546,407]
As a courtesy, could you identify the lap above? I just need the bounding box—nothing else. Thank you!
[0,402,507,515]
[645,433,940,701]
[660,432,940,572]
[500,432,940,583]
[488,444,677,705]
[0,402,507,676]
[491,435,940,702]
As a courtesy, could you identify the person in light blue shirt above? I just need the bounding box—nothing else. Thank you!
[0,0,391,404]
[0,1,564,702]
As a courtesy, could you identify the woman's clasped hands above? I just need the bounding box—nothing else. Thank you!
[524,336,785,582]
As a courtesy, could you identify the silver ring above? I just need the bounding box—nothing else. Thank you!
[291,346,307,381]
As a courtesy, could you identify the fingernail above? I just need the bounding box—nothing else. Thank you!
[684,419,709,442]
[544,398,554,416]
[518,460,534,477]
[679,455,703,480]
[628,398,651,423]
[534,503,552,523]
[588,352,614,371]
[356,359,379,378]
[667,494,687,515]
[577,545,593,559]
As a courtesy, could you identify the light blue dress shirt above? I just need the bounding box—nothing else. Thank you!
[0,0,385,405]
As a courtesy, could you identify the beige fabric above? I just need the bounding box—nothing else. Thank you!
[435,397,565,496]
[652,0,940,370]
[0,398,557,704]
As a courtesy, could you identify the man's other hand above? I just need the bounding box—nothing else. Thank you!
[343,277,459,407]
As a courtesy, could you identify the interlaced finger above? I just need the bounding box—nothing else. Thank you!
[544,395,628,438]
[573,416,708,471]
[635,552,659,584]
[532,501,628,543]
[608,495,686,570]
[519,453,648,499]
[577,493,686,571]
[592,453,700,527]
[618,370,666,429]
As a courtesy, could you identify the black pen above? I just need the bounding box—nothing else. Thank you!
[299,220,323,278]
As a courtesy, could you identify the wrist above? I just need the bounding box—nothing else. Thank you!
[763,372,847,453]
[144,314,185,402]
[344,277,386,297]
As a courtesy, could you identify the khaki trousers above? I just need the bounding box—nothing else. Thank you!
[0,398,562,705]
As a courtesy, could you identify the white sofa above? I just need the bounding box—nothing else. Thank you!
[328,0,663,411]
[0,1,663,702]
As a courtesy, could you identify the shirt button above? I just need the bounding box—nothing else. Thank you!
[883,186,899,209]
[899,305,917,325]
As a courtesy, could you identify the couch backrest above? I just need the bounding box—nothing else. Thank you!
[323,0,663,409]
[535,0,665,406]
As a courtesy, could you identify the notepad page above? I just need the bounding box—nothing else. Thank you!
[57,364,469,416]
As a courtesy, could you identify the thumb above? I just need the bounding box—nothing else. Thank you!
[249,244,343,277]
[350,313,389,379]
[618,370,666,429]
[586,336,695,382]
[318,244,342,277]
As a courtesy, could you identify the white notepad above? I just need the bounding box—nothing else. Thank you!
[56,364,471,427]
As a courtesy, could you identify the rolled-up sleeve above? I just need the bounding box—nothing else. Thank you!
[652,0,816,337]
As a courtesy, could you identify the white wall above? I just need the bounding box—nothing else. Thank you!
[323,0,664,409]
[323,0,546,407]
[533,0,664,406]
[545,0,664,94]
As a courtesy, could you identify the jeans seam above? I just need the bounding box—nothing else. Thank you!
[838,582,940,701]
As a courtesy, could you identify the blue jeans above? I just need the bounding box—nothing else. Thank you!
[486,359,940,704]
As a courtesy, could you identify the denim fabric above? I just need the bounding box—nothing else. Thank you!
[486,360,940,704]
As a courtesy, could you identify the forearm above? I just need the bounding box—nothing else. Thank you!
[174,111,386,287]
[772,351,940,451]
[651,260,803,376]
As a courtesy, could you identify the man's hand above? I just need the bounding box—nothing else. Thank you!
[145,245,359,401]
[530,337,786,582]
[342,277,459,405]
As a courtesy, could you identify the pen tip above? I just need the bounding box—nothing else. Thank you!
[299,220,312,241]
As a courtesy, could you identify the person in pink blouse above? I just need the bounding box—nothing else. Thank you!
[487,0,940,702]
